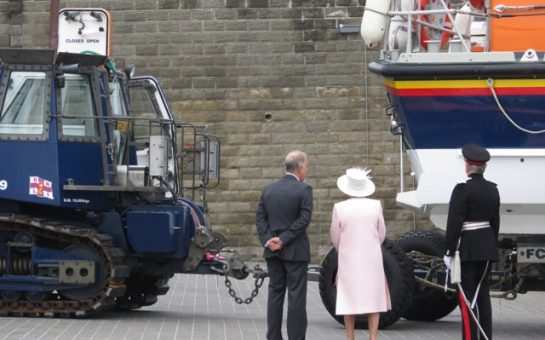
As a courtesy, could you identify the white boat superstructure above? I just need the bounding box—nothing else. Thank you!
[362,0,545,236]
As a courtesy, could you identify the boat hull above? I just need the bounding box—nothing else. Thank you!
[398,148,545,234]
[372,60,545,234]
[374,62,545,150]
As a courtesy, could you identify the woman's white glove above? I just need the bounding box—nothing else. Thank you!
[443,255,452,270]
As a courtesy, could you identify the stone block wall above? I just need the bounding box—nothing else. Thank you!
[1,0,433,262]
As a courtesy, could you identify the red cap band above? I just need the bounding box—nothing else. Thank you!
[464,158,486,166]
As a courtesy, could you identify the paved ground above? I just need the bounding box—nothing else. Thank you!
[1,272,545,340]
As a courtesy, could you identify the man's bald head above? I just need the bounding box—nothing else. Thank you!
[284,150,308,181]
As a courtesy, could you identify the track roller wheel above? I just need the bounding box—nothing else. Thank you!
[25,291,49,303]
[59,246,108,301]
[1,291,21,302]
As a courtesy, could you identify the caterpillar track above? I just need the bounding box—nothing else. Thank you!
[0,214,129,317]
[115,273,173,310]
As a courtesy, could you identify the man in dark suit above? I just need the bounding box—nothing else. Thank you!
[256,150,313,340]
[444,143,500,340]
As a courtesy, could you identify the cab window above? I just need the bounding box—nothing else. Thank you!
[0,71,46,135]
[60,74,98,137]
[109,80,130,164]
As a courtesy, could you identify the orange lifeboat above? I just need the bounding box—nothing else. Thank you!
[490,0,545,51]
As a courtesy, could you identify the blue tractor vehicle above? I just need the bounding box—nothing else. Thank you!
[0,41,256,316]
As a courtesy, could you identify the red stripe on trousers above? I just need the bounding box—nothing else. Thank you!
[458,291,472,340]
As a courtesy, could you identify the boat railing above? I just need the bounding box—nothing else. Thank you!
[362,0,545,62]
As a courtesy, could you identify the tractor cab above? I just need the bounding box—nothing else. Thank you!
[0,8,219,215]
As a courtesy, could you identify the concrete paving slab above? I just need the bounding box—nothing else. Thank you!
[1,273,545,339]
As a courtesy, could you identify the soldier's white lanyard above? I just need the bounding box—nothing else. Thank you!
[471,261,489,309]
[444,237,491,340]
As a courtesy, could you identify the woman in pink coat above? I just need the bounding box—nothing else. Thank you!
[330,168,391,340]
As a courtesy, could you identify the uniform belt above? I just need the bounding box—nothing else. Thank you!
[462,221,490,231]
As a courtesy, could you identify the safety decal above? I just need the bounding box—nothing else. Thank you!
[29,176,54,200]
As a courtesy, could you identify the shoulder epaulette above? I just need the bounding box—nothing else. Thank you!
[457,177,469,184]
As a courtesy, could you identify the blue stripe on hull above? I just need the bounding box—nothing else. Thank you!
[392,94,545,149]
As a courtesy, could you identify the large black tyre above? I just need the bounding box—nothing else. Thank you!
[318,239,415,329]
[395,230,458,321]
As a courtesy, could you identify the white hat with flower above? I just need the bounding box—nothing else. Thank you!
[336,167,376,197]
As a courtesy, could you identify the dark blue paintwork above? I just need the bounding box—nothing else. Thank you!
[126,204,196,258]
[0,141,60,205]
[389,93,545,150]
[57,141,111,210]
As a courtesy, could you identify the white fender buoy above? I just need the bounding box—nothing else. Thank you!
[360,0,391,48]
[400,0,411,12]
[388,16,408,51]
[453,3,473,37]
[449,2,473,52]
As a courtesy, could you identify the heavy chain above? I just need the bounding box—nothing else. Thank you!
[223,265,266,304]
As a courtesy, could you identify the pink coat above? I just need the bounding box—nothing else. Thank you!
[330,198,391,315]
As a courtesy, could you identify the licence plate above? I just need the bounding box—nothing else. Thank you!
[518,245,545,263]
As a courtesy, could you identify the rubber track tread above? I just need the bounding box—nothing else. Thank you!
[0,214,128,317]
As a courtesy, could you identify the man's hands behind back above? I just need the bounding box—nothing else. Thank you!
[266,237,284,251]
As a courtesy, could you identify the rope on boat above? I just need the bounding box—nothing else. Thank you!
[487,78,545,134]
[494,4,545,13]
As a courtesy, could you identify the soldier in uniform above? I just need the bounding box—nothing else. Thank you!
[444,143,500,340]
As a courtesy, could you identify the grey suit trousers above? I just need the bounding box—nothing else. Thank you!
[266,257,308,340]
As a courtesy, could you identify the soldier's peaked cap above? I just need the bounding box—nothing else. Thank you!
[462,143,490,165]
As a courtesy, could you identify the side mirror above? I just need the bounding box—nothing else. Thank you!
[124,64,135,79]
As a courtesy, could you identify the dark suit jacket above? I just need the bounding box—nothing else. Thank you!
[256,174,313,262]
[445,173,500,262]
